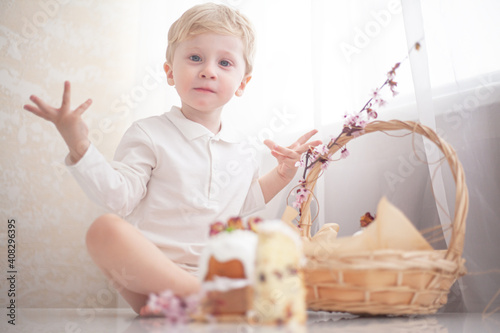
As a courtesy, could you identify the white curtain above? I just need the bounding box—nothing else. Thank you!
[310,0,500,313]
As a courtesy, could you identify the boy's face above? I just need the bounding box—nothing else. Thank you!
[164,33,251,115]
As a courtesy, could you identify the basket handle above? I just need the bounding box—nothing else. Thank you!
[298,120,468,263]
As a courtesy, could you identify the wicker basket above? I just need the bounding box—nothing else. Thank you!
[298,120,468,315]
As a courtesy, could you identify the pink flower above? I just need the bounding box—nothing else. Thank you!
[293,187,310,209]
[314,143,329,156]
[387,62,400,80]
[297,187,309,196]
[295,155,306,168]
[144,289,203,324]
[317,154,333,171]
[209,221,225,236]
[340,147,350,159]
[375,98,387,107]
[388,79,398,96]
[344,113,359,128]
[344,112,369,131]
[366,108,378,120]
[145,293,162,313]
[351,129,364,138]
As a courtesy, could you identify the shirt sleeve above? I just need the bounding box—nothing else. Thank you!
[65,122,156,216]
[239,164,266,216]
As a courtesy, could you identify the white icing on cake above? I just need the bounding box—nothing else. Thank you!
[256,219,302,249]
[202,276,251,292]
[198,229,258,283]
[257,219,306,267]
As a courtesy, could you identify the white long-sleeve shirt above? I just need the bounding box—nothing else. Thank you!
[67,106,265,272]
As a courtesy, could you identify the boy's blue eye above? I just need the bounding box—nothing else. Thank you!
[220,60,230,67]
[189,55,202,62]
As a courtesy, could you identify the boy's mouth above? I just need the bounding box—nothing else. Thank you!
[194,87,216,93]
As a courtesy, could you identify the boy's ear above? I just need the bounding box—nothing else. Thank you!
[235,75,252,97]
[164,62,175,86]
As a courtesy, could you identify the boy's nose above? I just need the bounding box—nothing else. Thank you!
[199,63,217,79]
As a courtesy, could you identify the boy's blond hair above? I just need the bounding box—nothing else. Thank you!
[166,3,256,74]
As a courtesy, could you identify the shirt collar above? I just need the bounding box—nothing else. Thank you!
[165,106,241,143]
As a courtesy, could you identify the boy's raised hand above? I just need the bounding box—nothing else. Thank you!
[264,129,322,183]
[24,81,92,164]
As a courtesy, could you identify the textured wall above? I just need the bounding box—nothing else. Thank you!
[0,0,143,308]
[0,0,289,309]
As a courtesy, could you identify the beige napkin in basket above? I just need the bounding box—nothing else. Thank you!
[305,197,433,256]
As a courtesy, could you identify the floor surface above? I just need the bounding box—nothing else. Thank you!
[2,308,499,333]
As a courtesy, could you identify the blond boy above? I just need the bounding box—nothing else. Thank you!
[24,3,319,313]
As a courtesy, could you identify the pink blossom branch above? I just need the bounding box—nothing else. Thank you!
[294,41,422,211]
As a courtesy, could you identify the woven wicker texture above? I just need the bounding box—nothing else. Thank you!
[298,120,468,315]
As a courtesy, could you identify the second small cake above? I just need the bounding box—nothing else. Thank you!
[250,220,306,325]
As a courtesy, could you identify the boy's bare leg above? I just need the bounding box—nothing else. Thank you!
[85,214,200,313]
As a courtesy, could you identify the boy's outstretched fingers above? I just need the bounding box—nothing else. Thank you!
[23,81,92,124]
[263,139,299,160]
[263,129,322,182]
[290,129,322,154]
[23,81,93,163]
[24,95,55,121]
[292,129,320,150]
[61,80,72,110]
[263,129,322,158]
